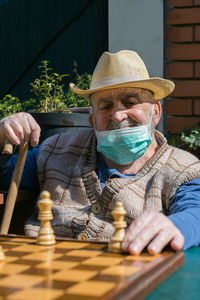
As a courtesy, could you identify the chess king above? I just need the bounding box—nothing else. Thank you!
[1,50,200,255]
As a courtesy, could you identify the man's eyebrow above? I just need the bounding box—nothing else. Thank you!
[95,97,112,108]
[97,98,112,103]
[121,93,142,102]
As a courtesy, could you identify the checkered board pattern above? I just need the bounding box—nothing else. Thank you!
[0,236,184,300]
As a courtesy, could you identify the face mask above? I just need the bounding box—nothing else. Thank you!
[95,107,153,165]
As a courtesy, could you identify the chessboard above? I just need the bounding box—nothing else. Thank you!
[0,234,184,300]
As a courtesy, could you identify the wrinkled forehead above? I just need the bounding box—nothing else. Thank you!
[90,87,154,103]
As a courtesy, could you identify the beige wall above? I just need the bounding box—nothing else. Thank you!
[108,0,164,131]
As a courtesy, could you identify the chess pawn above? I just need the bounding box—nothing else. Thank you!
[108,201,127,253]
[36,191,56,246]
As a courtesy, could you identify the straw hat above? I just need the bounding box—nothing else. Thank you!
[70,50,175,100]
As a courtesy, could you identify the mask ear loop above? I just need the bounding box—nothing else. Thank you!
[149,104,155,124]
[148,104,155,137]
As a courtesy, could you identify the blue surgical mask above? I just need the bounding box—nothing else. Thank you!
[95,108,153,165]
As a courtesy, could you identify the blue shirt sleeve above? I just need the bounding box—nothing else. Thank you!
[168,177,200,251]
[0,145,40,192]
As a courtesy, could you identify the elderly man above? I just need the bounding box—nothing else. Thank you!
[0,50,200,255]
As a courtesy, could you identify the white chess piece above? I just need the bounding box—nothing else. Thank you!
[36,191,56,246]
[108,201,127,253]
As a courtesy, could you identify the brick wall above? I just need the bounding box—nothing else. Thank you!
[165,0,200,133]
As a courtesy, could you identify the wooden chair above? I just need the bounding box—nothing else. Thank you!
[0,190,37,234]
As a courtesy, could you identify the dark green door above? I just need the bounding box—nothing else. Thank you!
[0,0,108,101]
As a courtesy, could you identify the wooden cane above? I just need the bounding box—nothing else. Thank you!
[0,138,28,234]
[2,138,13,155]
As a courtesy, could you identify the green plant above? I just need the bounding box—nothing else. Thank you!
[30,60,70,113]
[0,60,92,117]
[0,94,23,118]
[66,61,92,108]
[30,60,91,112]
[181,128,200,148]
[167,125,200,158]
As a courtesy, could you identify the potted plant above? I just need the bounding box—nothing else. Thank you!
[0,61,92,142]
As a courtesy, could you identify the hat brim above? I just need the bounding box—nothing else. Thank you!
[70,77,175,100]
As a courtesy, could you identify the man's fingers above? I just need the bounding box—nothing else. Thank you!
[22,118,31,142]
[3,122,21,145]
[148,228,184,254]
[127,225,159,254]
[147,227,175,254]
[27,114,41,147]
[125,219,171,255]
[122,212,185,256]
[1,113,41,148]
[30,130,40,147]
[122,212,155,251]
[170,232,184,250]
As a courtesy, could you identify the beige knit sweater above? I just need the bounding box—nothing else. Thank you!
[25,128,200,240]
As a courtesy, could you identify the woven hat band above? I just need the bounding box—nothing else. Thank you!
[90,75,149,89]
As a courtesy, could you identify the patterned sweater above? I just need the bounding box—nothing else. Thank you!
[25,128,200,241]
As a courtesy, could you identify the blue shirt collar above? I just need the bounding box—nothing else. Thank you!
[96,152,136,189]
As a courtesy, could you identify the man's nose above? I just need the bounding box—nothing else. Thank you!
[111,105,128,122]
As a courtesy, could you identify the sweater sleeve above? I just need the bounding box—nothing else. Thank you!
[168,177,200,250]
[0,145,40,191]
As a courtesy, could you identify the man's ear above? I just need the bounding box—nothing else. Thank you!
[88,113,95,128]
[153,101,162,127]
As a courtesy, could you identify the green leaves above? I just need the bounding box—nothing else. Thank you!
[30,60,70,113]
[30,60,91,112]
[181,129,200,149]
[167,125,200,158]
[0,94,22,118]
[0,59,92,117]
[65,61,91,108]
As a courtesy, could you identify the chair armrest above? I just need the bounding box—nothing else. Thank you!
[0,194,3,205]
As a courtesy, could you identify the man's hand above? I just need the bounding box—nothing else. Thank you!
[0,112,41,149]
[122,211,184,255]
